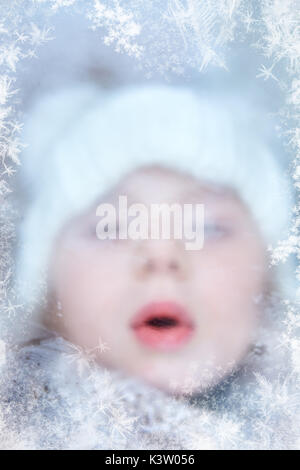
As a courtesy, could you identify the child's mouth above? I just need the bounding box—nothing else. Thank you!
[130,301,194,351]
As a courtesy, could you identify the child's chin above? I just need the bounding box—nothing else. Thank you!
[137,368,219,397]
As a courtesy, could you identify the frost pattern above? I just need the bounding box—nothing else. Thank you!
[258,1,300,302]
[87,0,143,58]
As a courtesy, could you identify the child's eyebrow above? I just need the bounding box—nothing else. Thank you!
[94,192,136,206]
[180,185,239,203]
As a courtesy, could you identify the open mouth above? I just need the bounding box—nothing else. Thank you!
[130,301,194,351]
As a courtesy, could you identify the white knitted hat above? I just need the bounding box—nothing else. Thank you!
[14,82,294,317]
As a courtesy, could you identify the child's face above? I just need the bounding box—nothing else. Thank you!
[48,166,268,394]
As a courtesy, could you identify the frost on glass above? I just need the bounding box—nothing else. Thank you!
[0,0,299,450]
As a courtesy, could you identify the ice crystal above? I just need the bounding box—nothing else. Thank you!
[0,0,299,450]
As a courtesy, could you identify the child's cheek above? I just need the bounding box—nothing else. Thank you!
[192,236,266,335]
[50,239,131,351]
[200,230,267,291]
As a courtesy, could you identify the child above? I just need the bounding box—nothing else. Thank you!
[0,83,298,449]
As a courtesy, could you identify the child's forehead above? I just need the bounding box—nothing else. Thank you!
[99,165,240,205]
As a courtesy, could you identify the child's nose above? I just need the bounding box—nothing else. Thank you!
[132,239,189,280]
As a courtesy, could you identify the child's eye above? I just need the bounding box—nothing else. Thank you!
[204,222,231,241]
[89,222,120,239]
[88,226,98,240]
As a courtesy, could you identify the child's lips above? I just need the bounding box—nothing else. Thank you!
[130,301,195,351]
